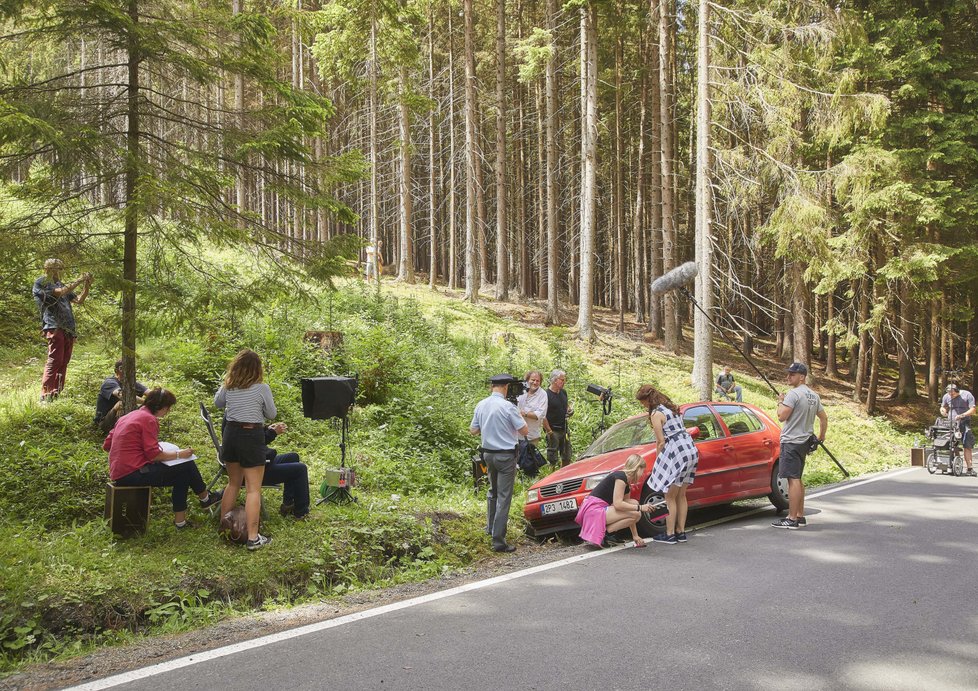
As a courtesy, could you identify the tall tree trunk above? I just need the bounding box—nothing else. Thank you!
[659,0,679,352]
[544,0,560,324]
[790,261,808,372]
[896,280,918,400]
[693,0,713,400]
[632,66,649,326]
[574,1,597,342]
[233,0,246,229]
[447,2,458,290]
[494,0,508,300]
[428,7,438,289]
[368,6,380,287]
[397,66,415,283]
[853,277,870,403]
[121,0,141,413]
[614,26,625,332]
[463,0,478,301]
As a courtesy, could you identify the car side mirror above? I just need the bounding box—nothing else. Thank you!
[687,426,700,439]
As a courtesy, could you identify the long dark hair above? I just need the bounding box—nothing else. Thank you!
[143,387,177,413]
[635,384,678,416]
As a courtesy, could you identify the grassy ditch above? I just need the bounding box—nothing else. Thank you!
[0,269,916,674]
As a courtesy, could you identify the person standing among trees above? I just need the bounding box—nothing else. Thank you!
[543,369,574,467]
[470,374,529,553]
[715,366,743,401]
[772,362,828,530]
[32,258,91,402]
[940,384,976,476]
[636,384,699,545]
[216,349,277,551]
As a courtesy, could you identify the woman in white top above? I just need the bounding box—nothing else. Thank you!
[216,349,276,551]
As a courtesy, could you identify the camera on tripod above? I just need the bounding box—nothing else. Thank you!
[586,383,613,402]
[586,383,614,439]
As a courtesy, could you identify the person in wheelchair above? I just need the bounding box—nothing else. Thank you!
[940,384,976,476]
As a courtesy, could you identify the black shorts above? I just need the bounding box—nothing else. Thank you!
[221,424,267,468]
[778,442,809,479]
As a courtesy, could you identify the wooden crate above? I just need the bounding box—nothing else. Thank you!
[910,447,925,466]
[104,483,151,537]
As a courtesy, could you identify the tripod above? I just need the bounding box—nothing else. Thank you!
[318,415,356,505]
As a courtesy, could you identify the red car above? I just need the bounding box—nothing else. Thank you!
[523,402,788,538]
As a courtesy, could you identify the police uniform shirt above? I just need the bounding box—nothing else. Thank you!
[470,392,525,451]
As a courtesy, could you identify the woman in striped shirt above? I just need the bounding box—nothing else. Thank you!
[216,349,276,551]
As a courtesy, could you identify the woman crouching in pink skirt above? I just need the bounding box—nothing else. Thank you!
[575,454,653,548]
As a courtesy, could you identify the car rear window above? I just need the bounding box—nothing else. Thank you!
[713,404,763,436]
[682,405,724,440]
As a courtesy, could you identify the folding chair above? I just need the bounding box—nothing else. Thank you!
[200,402,227,494]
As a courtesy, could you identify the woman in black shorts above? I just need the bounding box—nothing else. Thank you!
[216,349,277,551]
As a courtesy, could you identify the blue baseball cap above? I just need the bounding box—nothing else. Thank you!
[787,362,808,375]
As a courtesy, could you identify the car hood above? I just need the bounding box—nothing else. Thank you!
[529,443,656,489]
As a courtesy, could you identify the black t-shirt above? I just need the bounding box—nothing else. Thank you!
[545,389,569,431]
[95,376,148,420]
[589,470,628,504]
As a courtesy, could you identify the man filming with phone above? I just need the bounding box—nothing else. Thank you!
[470,374,529,553]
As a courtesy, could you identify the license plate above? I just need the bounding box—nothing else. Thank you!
[541,498,578,515]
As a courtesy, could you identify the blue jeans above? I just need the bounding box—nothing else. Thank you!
[117,461,206,513]
[263,453,310,517]
[485,451,517,548]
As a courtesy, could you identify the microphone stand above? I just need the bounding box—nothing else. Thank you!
[678,286,850,478]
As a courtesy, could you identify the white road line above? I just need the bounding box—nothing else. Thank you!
[66,467,917,690]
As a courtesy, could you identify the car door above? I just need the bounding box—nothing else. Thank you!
[713,404,772,494]
[679,405,734,504]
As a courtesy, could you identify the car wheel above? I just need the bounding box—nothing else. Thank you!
[926,451,938,474]
[768,462,789,512]
[637,486,668,538]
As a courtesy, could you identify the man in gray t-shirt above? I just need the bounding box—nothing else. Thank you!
[772,362,828,530]
[940,384,976,475]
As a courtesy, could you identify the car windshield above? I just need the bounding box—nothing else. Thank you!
[580,416,655,458]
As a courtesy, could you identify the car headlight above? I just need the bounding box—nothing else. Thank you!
[527,489,539,503]
[584,473,608,491]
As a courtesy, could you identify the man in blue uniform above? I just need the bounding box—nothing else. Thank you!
[470,374,528,553]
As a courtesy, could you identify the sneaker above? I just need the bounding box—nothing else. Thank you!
[246,534,272,551]
[772,518,799,530]
[199,489,223,509]
[651,533,678,545]
[174,520,194,530]
[279,502,296,517]
[796,517,807,527]
[966,469,977,477]
[675,531,688,543]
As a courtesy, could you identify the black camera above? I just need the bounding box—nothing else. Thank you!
[586,383,613,401]
[506,380,528,405]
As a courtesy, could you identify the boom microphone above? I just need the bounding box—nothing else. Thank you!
[651,261,697,295]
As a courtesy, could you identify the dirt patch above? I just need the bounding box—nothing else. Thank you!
[0,539,585,691]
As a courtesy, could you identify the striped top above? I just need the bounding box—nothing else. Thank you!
[215,383,276,423]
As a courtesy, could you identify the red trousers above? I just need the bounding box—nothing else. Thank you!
[41,329,75,396]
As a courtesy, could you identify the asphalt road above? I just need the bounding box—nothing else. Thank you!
[73,468,978,691]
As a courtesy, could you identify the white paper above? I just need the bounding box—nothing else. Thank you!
[159,441,197,466]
